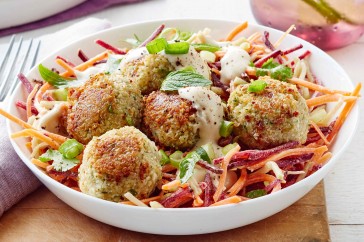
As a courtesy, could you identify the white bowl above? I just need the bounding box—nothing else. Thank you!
[0,0,87,29]
[7,19,359,235]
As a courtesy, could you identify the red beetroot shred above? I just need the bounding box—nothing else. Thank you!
[160,187,193,208]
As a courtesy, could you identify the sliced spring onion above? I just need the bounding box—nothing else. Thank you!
[179,31,192,41]
[53,89,68,101]
[248,80,267,93]
[165,42,190,54]
[59,139,84,159]
[219,120,234,138]
[170,150,184,168]
[146,38,168,54]
[159,150,170,165]
[159,28,180,41]
[192,43,221,52]
[222,143,238,155]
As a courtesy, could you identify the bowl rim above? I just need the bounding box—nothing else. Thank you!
[6,18,360,213]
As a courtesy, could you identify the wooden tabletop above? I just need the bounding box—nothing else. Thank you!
[0,182,329,241]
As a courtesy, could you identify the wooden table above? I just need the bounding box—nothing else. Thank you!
[0,183,329,241]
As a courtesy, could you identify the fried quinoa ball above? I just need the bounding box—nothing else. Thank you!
[119,54,174,95]
[227,77,309,149]
[67,73,143,144]
[78,126,162,202]
[142,91,199,150]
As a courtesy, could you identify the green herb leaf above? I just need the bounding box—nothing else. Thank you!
[255,58,293,82]
[192,43,221,53]
[38,64,83,88]
[161,70,212,91]
[248,80,267,93]
[39,149,80,172]
[165,41,190,54]
[159,150,170,165]
[246,189,267,199]
[105,55,122,74]
[179,151,201,184]
[146,38,168,54]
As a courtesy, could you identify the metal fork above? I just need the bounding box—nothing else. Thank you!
[0,35,41,101]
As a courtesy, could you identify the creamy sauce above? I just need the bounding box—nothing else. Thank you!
[32,103,64,133]
[220,46,251,85]
[74,66,104,84]
[162,46,210,80]
[119,47,148,66]
[178,86,224,156]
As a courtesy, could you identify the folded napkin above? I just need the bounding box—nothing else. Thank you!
[0,18,112,217]
[0,0,142,38]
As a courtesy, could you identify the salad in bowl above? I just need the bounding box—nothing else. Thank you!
[2,19,359,234]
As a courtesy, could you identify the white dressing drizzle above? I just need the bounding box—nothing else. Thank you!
[220,46,251,85]
[119,47,148,67]
[178,86,224,156]
[32,103,64,133]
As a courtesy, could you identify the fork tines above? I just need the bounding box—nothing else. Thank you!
[0,35,41,101]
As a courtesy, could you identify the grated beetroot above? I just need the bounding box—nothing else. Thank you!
[78,49,89,62]
[160,187,193,208]
[197,160,223,174]
[17,73,34,93]
[95,39,126,55]
[15,100,38,115]
[139,24,165,47]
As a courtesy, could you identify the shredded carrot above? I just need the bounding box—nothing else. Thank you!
[310,121,330,145]
[161,179,181,191]
[225,21,248,41]
[43,131,68,144]
[31,158,49,169]
[306,94,357,107]
[26,84,39,118]
[246,173,276,186]
[227,168,247,197]
[56,58,75,77]
[120,194,162,205]
[327,83,362,143]
[0,108,33,129]
[60,51,109,77]
[25,142,32,149]
[11,129,60,150]
[210,195,242,207]
[316,152,333,165]
[289,78,351,96]
[193,195,204,207]
[309,145,328,164]
[274,24,295,48]
[249,146,326,171]
[213,145,240,202]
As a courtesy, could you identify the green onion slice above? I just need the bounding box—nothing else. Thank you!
[165,42,190,54]
[179,31,192,41]
[248,80,267,93]
[170,150,184,168]
[222,143,238,156]
[246,189,267,199]
[146,38,168,54]
[159,28,180,41]
[159,150,170,165]
[59,139,84,159]
[53,89,68,101]
[192,43,221,52]
[219,120,234,138]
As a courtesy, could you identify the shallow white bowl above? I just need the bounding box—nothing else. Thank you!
[0,0,87,29]
[7,19,358,235]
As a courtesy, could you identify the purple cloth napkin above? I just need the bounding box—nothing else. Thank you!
[0,0,143,37]
[0,117,41,216]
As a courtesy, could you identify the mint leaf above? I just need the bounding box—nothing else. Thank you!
[246,189,267,199]
[38,64,83,88]
[161,70,212,91]
[179,151,201,184]
[255,58,293,82]
[39,149,80,172]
